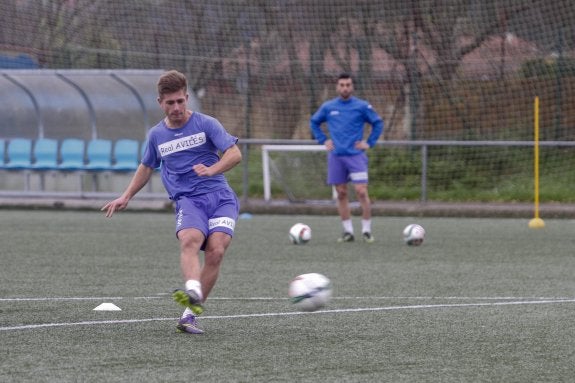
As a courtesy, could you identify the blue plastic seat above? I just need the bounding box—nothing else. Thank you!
[58,138,85,171]
[5,138,33,170]
[0,139,5,168]
[84,139,112,171]
[31,138,59,170]
[112,139,139,171]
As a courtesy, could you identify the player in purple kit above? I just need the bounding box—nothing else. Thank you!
[102,70,242,334]
[310,73,383,243]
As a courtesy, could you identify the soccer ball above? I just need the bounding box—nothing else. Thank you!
[288,273,332,312]
[289,273,332,311]
[403,224,425,246]
[289,223,312,244]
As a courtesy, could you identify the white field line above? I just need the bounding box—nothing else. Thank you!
[2,295,573,302]
[0,297,125,302]
[1,298,575,332]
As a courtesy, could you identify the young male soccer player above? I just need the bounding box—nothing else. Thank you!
[310,73,383,243]
[102,70,242,334]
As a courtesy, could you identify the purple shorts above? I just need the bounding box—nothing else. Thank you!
[327,152,369,185]
[174,187,240,247]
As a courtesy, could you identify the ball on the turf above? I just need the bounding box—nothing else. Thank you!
[288,273,332,312]
[403,223,425,246]
[289,223,312,244]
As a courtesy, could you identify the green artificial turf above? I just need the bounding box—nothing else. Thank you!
[1,210,575,382]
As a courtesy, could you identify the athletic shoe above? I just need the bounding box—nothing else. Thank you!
[172,289,204,315]
[362,232,375,243]
[176,314,204,334]
[337,232,355,243]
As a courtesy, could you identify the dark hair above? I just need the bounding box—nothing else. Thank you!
[157,70,187,97]
[338,73,352,81]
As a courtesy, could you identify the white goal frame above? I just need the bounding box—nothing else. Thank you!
[261,144,336,201]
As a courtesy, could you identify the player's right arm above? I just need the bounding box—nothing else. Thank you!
[101,164,155,217]
[310,104,328,145]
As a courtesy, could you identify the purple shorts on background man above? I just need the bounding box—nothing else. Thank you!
[174,187,239,249]
[327,152,369,185]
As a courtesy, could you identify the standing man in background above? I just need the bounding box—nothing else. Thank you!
[310,73,383,243]
[102,70,242,334]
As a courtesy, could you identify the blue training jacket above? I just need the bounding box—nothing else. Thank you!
[310,96,383,156]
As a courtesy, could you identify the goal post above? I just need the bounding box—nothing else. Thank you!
[261,144,336,202]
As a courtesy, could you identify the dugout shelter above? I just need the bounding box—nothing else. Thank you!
[0,69,201,141]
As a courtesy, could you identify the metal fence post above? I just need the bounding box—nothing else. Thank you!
[421,144,427,202]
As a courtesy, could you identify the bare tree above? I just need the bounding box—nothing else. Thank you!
[1,0,102,67]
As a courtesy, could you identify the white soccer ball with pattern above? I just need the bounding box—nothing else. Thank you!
[289,223,312,244]
[403,224,425,246]
[288,273,332,312]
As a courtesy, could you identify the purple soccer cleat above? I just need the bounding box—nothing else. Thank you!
[176,314,204,334]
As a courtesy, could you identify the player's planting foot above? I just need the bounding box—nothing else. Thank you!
[176,314,204,334]
[337,232,354,243]
[172,289,204,315]
[362,232,375,243]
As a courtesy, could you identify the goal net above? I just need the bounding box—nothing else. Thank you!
[3,1,575,202]
[262,145,334,202]
[262,141,575,203]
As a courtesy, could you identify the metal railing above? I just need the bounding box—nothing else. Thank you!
[243,139,575,202]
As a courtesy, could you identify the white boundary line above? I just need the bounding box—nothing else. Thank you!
[2,298,575,332]
[2,295,574,302]
[0,297,125,302]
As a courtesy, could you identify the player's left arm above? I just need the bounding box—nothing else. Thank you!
[364,103,384,148]
[193,144,242,177]
[355,103,384,150]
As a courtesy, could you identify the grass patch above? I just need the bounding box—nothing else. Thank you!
[2,211,575,381]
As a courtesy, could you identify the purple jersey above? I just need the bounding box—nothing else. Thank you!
[142,112,238,200]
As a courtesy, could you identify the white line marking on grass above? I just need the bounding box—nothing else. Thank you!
[333,296,575,301]
[2,298,575,332]
[138,296,573,301]
[0,297,124,302]
[201,298,575,319]
[4,295,573,302]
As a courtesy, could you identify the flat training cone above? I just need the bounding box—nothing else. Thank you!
[93,302,122,311]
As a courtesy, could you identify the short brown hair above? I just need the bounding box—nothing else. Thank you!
[338,72,352,81]
[157,70,187,97]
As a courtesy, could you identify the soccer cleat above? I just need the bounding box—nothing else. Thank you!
[362,232,375,243]
[337,232,355,243]
[176,314,204,334]
[172,289,204,315]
